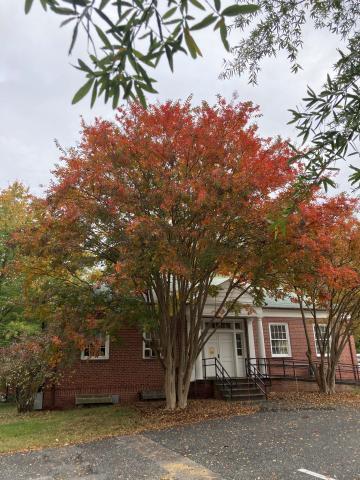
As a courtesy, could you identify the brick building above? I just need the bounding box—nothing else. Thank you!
[42,279,359,409]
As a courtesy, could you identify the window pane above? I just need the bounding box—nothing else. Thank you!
[236,333,243,356]
[270,324,289,356]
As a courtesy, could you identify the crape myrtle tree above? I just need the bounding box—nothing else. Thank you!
[42,99,298,409]
[276,194,360,394]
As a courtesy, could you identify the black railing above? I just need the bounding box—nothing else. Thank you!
[203,357,234,399]
[248,357,360,383]
[245,360,269,399]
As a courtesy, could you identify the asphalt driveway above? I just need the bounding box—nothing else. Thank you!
[0,407,358,480]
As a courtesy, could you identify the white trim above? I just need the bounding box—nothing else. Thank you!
[313,323,329,357]
[143,331,156,359]
[81,334,110,360]
[269,322,292,357]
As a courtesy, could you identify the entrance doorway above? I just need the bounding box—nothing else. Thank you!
[203,319,248,378]
[205,331,235,377]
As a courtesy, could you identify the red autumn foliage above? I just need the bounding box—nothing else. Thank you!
[41,98,300,409]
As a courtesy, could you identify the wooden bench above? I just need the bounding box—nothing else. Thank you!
[139,390,166,401]
[75,394,116,406]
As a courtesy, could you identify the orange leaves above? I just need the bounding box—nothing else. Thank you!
[281,193,360,301]
[44,97,303,301]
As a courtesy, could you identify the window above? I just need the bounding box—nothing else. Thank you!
[313,324,329,357]
[205,321,233,329]
[81,334,109,360]
[269,323,291,357]
[234,321,244,330]
[236,333,243,356]
[143,332,156,359]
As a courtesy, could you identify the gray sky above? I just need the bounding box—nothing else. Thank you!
[0,2,349,195]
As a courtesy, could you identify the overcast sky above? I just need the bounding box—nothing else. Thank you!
[0,2,350,196]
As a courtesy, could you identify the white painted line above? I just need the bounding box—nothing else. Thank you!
[298,468,335,480]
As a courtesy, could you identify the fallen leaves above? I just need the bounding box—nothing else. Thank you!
[136,399,259,431]
[267,390,360,409]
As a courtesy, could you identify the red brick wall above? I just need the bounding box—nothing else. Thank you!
[270,379,359,393]
[44,316,358,409]
[260,315,358,380]
[43,328,164,409]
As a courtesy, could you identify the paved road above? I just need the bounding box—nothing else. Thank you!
[0,407,358,480]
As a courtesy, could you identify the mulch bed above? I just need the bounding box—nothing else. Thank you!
[134,391,360,431]
[265,390,360,411]
[135,399,258,430]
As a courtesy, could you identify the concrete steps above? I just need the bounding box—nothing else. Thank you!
[215,378,267,402]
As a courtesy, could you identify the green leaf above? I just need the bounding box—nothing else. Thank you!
[51,7,77,15]
[165,45,174,72]
[135,84,147,108]
[221,4,259,16]
[90,80,98,108]
[68,23,79,55]
[39,0,48,11]
[191,14,217,31]
[219,19,229,51]
[112,84,120,109]
[214,0,221,12]
[94,8,115,28]
[184,28,202,59]
[95,25,113,50]
[24,0,34,14]
[189,0,206,10]
[99,0,111,9]
[162,7,177,20]
[60,17,77,27]
[72,79,94,104]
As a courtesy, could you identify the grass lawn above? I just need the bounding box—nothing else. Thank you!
[0,402,143,454]
[1,390,358,455]
[0,399,257,455]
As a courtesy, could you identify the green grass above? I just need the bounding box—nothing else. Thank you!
[0,402,143,454]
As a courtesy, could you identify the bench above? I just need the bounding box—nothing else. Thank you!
[75,394,118,406]
[139,390,166,401]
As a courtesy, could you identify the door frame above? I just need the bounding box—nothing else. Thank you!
[203,318,248,378]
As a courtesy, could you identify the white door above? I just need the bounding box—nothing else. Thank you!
[218,332,235,377]
[205,332,235,377]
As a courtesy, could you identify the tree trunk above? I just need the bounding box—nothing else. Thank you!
[164,357,177,410]
[314,359,336,395]
[163,350,196,410]
[176,364,193,410]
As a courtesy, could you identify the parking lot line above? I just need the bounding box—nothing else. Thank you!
[298,468,335,480]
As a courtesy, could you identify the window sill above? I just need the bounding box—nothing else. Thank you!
[81,356,110,361]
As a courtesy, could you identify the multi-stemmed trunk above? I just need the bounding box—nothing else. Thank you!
[312,359,337,395]
[163,342,197,410]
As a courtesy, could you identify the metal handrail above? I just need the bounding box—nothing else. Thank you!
[202,357,234,399]
[245,360,268,399]
[248,357,360,383]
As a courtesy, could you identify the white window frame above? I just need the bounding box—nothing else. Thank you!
[81,334,110,360]
[143,332,156,359]
[269,323,292,357]
[235,332,244,357]
[313,324,330,357]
